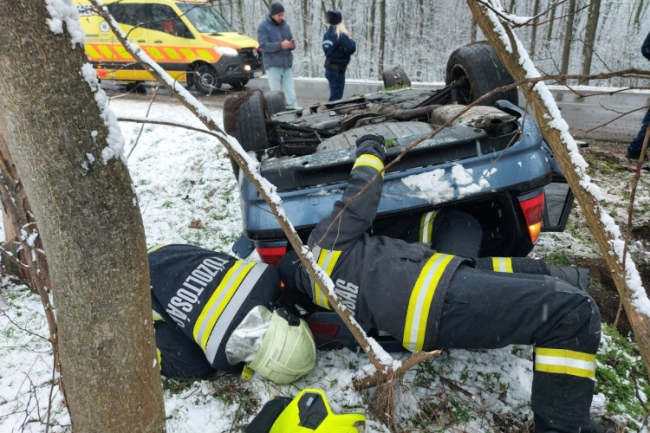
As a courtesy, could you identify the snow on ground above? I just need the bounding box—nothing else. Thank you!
[0,98,646,432]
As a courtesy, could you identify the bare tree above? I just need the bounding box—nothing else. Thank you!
[580,0,602,85]
[560,0,577,76]
[0,2,166,431]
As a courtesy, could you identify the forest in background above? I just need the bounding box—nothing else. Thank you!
[214,0,650,87]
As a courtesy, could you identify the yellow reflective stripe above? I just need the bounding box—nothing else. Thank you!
[152,309,165,322]
[534,347,596,379]
[352,154,384,178]
[403,253,455,351]
[193,261,255,349]
[492,257,513,273]
[147,244,168,253]
[419,211,438,243]
[156,348,162,371]
[312,248,341,310]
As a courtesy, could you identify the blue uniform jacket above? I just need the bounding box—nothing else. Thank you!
[257,15,294,69]
[322,27,356,67]
[642,30,650,61]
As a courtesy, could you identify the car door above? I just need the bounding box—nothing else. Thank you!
[105,2,150,79]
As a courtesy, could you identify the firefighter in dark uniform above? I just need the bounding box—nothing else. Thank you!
[149,244,316,383]
[278,135,607,433]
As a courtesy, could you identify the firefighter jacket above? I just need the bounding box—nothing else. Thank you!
[149,244,279,373]
[293,138,470,351]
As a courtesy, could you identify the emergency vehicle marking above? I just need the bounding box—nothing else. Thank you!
[419,210,438,243]
[352,154,385,178]
[492,257,513,273]
[85,44,218,63]
[201,263,267,363]
[534,347,596,379]
[404,253,455,351]
[165,256,229,328]
[334,279,358,314]
[309,246,342,309]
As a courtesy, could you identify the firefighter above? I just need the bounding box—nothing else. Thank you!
[149,244,316,383]
[278,135,609,433]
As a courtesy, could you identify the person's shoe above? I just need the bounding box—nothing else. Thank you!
[627,149,641,160]
[534,415,615,433]
[548,266,591,292]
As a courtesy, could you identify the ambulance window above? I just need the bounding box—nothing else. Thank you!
[150,4,193,39]
[107,4,148,27]
[177,3,233,34]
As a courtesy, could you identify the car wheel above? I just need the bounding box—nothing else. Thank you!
[445,42,518,107]
[194,64,221,95]
[382,66,411,89]
[223,90,270,180]
[264,91,286,116]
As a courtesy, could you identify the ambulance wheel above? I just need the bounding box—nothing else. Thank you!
[446,42,518,107]
[223,90,270,180]
[194,65,221,95]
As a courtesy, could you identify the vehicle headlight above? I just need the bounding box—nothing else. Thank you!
[244,65,251,72]
[214,46,239,57]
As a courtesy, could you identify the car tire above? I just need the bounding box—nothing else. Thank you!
[445,42,518,107]
[194,64,221,95]
[223,90,270,180]
[264,91,286,116]
[382,66,411,89]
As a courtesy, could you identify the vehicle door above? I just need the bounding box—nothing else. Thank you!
[105,2,150,79]
[142,3,198,82]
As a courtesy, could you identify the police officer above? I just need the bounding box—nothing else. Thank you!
[278,135,609,433]
[149,244,315,383]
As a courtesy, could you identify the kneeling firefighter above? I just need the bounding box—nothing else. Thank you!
[149,244,316,384]
[278,135,609,433]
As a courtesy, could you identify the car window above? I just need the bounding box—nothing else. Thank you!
[107,3,149,27]
[148,4,193,38]
[176,3,233,35]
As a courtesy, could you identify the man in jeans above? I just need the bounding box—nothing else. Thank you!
[628,29,650,161]
[257,2,298,108]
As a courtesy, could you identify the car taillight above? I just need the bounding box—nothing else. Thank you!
[307,321,340,339]
[519,191,545,244]
[256,245,287,267]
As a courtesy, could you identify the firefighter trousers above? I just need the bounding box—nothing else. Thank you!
[433,265,601,428]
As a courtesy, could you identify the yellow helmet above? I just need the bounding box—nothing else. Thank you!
[248,309,316,384]
[248,388,366,433]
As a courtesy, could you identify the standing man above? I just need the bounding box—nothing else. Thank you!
[627,29,650,161]
[257,3,299,108]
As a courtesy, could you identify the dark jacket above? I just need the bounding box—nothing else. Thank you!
[257,15,294,69]
[642,30,650,61]
[322,27,356,67]
[149,244,279,374]
[292,141,468,351]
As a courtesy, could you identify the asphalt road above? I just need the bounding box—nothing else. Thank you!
[103,77,650,143]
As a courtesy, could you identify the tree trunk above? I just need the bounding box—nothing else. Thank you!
[580,0,602,85]
[369,0,377,78]
[560,0,577,76]
[529,0,541,56]
[546,1,557,43]
[378,0,386,77]
[0,3,166,432]
[466,0,650,379]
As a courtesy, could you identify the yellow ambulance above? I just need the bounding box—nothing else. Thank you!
[75,0,263,93]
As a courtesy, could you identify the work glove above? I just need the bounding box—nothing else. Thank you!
[355,134,386,161]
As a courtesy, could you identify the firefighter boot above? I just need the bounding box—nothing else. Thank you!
[547,266,591,292]
[534,415,615,433]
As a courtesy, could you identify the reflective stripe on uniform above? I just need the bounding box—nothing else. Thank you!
[308,246,342,310]
[492,257,513,273]
[534,347,596,379]
[152,309,165,322]
[419,211,439,244]
[403,253,455,351]
[148,244,168,253]
[193,261,266,363]
[352,154,384,178]
[156,348,162,371]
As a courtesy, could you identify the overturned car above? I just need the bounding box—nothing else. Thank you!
[224,42,573,264]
